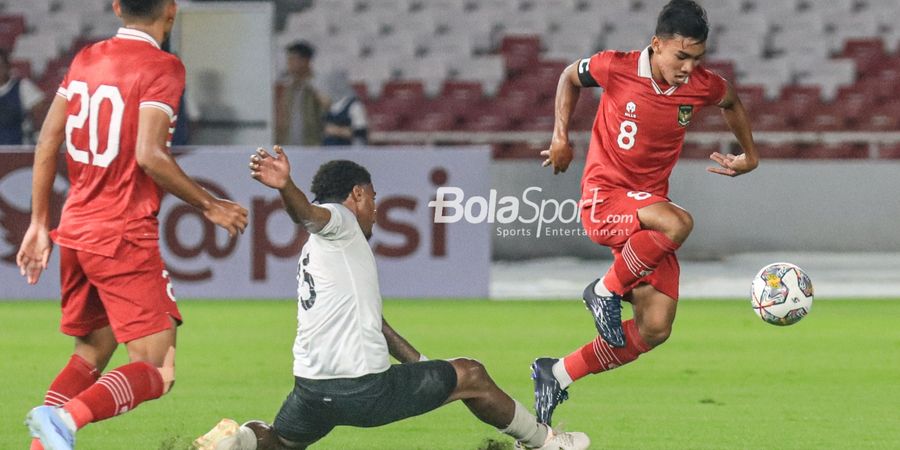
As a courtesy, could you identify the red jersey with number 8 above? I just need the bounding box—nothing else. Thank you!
[577,48,726,201]
[52,28,185,257]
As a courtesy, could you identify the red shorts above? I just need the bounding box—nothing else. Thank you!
[59,238,182,343]
[581,188,681,300]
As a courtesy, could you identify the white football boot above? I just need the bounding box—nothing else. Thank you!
[516,429,591,450]
[193,419,257,450]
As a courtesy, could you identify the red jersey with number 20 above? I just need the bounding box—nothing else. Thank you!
[52,28,185,257]
[578,48,726,201]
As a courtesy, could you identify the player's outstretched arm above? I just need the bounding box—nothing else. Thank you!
[136,108,248,236]
[382,318,424,363]
[708,82,760,177]
[16,95,67,284]
[249,145,331,234]
[541,62,582,175]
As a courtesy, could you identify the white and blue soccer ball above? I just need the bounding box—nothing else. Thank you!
[750,262,814,326]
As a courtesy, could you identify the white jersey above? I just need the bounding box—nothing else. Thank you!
[292,203,389,379]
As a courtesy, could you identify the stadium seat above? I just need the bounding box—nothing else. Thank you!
[460,104,515,131]
[0,14,26,51]
[680,141,721,159]
[407,108,458,131]
[840,38,886,74]
[753,143,803,159]
[703,60,736,83]
[10,59,31,79]
[876,142,900,159]
[690,107,728,132]
[500,35,542,77]
[734,85,766,113]
[777,85,823,124]
[798,143,869,159]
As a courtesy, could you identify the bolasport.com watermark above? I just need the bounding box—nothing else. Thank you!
[427,186,633,238]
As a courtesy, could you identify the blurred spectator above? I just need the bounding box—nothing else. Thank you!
[0,49,45,145]
[275,41,325,146]
[321,70,368,146]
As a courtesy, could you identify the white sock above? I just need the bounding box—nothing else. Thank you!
[499,401,550,448]
[236,425,258,450]
[594,277,613,296]
[552,359,573,389]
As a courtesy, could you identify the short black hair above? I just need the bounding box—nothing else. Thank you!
[655,0,709,43]
[287,41,315,59]
[311,160,371,204]
[120,0,168,20]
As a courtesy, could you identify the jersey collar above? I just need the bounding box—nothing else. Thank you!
[115,27,161,49]
[638,46,685,96]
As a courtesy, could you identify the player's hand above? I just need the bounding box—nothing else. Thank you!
[250,145,292,190]
[541,138,574,175]
[707,152,758,177]
[204,198,249,237]
[16,223,52,285]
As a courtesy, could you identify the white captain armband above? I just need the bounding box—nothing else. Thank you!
[577,58,599,87]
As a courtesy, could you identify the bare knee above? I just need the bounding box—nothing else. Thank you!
[451,358,492,393]
[663,208,693,244]
[638,320,672,348]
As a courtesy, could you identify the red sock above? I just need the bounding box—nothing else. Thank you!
[603,230,680,295]
[562,319,652,381]
[32,355,101,450]
[63,361,164,429]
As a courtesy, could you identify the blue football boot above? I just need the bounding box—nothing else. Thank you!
[583,278,625,347]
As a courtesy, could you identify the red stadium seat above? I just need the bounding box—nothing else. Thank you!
[461,107,515,131]
[857,103,900,131]
[0,15,25,51]
[749,103,793,131]
[494,143,543,159]
[703,60,736,82]
[11,59,31,79]
[777,85,822,123]
[876,143,900,159]
[407,110,458,131]
[734,85,766,113]
[366,110,404,132]
[840,39,886,74]
[754,143,803,159]
[500,35,542,77]
[797,143,868,159]
[351,83,369,102]
[680,142,721,159]
[799,106,845,131]
[517,113,555,131]
[690,107,728,132]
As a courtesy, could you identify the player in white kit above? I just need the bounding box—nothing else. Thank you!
[194,146,590,450]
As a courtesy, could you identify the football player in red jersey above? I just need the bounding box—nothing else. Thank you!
[531,0,759,425]
[17,1,248,448]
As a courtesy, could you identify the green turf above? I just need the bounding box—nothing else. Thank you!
[2,299,899,449]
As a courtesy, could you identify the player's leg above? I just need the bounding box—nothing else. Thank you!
[30,241,183,449]
[534,253,681,425]
[446,359,589,449]
[583,198,689,347]
[27,248,118,450]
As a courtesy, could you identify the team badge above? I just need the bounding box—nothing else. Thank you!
[677,105,693,126]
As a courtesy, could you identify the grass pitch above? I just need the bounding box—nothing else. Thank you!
[2,299,899,449]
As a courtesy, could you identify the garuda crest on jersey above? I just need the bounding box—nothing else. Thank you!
[677,105,693,127]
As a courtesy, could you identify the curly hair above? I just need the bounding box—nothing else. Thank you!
[656,0,709,43]
[311,160,371,204]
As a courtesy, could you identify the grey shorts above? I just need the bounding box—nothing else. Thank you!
[273,360,458,446]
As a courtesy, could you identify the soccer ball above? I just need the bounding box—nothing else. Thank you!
[750,262,814,326]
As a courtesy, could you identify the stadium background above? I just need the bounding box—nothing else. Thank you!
[1,0,899,449]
